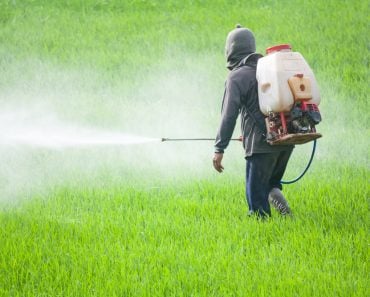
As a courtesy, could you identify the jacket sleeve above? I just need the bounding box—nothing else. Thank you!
[214,76,241,153]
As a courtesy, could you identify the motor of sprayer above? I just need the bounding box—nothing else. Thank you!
[256,44,322,145]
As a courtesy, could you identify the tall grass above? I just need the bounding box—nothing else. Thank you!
[0,0,368,296]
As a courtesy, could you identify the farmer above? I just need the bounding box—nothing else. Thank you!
[213,25,294,218]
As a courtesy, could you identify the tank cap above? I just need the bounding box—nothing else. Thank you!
[266,44,292,55]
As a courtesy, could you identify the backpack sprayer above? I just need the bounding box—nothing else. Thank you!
[257,44,322,145]
[162,44,322,183]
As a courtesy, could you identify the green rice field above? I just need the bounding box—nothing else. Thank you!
[0,1,368,296]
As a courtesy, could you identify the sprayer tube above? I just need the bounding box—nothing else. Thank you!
[281,140,317,184]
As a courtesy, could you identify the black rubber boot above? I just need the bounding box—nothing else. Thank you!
[268,188,292,215]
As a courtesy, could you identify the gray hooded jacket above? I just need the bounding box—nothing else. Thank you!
[215,27,293,156]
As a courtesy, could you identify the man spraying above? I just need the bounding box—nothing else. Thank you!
[213,25,293,218]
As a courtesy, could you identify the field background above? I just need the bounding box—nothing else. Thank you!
[0,0,368,296]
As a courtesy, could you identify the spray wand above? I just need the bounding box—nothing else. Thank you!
[161,137,242,142]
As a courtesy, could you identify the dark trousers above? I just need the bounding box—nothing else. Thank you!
[246,149,293,217]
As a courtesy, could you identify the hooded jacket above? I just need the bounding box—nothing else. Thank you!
[215,27,293,156]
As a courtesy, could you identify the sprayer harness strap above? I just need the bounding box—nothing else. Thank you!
[244,106,266,138]
[243,79,267,138]
[238,54,267,138]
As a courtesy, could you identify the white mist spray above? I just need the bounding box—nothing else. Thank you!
[0,110,160,148]
[0,53,240,203]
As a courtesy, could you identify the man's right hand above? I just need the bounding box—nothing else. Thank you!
[213,153,224,173]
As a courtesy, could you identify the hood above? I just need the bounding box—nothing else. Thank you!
[225,25,256,70]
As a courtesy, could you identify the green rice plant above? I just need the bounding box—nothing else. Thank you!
[0,0,368,296]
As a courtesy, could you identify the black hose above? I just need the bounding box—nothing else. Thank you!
[281,140,317,184]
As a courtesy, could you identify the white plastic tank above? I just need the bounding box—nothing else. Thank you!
[256,44,320,115]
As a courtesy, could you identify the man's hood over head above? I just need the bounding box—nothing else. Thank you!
[225,25,256,70]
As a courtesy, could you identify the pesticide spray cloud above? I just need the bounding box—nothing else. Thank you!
[0,53,246,203]
[0,109,160,148]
